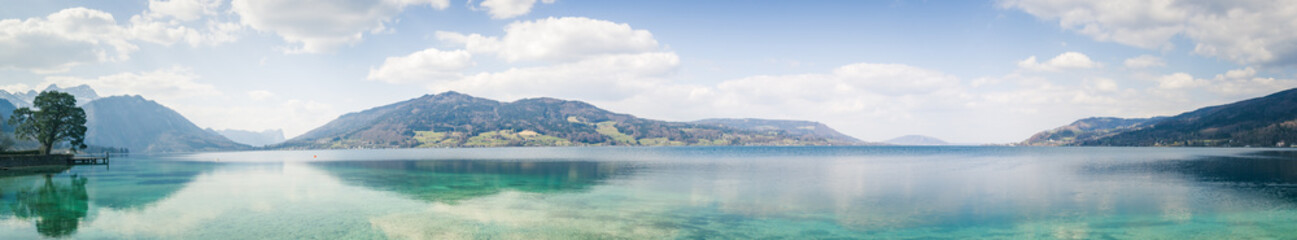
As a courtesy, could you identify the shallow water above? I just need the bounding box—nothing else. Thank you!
[0,146,1294,239]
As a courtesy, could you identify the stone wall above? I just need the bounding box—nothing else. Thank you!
[0,154,72,168]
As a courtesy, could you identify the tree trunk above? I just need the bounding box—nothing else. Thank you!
[41,137,53,155]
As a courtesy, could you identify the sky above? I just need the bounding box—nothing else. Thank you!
[2,0,1296,143]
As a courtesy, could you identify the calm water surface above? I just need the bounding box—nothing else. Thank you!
[0,147,1295,239]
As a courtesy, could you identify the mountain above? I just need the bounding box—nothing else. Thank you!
[45,84,100,105]
[84,95,249,153]
[279,92,862,149]
[1020,117,1163,146]
[0,91,25,109]
[0,84,100,107]
[0,99,14,132]
[691,118,863,143]
[1025,88,1297,147]
[208,128,285,147]
[884,135,949,146]
[1081,88,1297,147]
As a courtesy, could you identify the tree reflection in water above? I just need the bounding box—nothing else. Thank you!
[8,174,90,238]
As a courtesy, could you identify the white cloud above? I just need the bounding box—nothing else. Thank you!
[1223,67,1255,79]
[1001,0,1297,65]
[711,63,962,114]
[0,6,242,73]
[431,52,679,101]
[147,0,223,21]
[1017,52,1098,71]
[0,8,137,73]
[1154,72,1204,89]
[128,16,243,47]
[1145,67,1297,96]
[367,48,473,84]
[177,98,337,138]
[42,67,220,102]
[1088,78,1119,92]
[688,63,961,115]
[999,0,1186,49]
[831,63,961,95]
[478,0,555,19]
[1123,55,1165,68]
[1211,76,1297,97]
[231,0,450,53]
[437,17,660,62]
[0,83,31,93]
[1203,67,1297,96]
[246,90,276,101]
[380,17,675,101]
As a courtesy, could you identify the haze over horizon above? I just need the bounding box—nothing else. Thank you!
[2,0,1296,143]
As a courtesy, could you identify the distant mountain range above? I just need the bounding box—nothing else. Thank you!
[1024,88,1297,147]
[884,135,949,146]
[1021,117,1163,146]
[11,84,1291,152]
[278,92,863,149]
[0,84,99,108]
[207,128,285,147]
[690,118,863,143]
[83,96,249,153]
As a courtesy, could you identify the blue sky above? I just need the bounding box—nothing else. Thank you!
[2,0,1295,143]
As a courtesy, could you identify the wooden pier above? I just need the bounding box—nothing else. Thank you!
[69,154,110,165]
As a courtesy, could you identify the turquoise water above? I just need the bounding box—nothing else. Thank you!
[0,147,1294,239]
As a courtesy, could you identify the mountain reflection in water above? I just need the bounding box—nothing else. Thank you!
[313,160,638,203]
[1084,150,1297,202]
[83,160,218,210]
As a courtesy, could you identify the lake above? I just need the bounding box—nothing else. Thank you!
[0,146,1294,239]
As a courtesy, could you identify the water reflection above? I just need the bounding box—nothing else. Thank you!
[1171,151,1297,184]
[1085,150,1297,202]
[314,160,636,203]
[0,160,218,238]
[76,161,219,210]
[0,148,1290,239]
[611,149,1297,239]
[0,168,88,237]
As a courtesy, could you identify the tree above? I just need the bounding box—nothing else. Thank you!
[0,133,14,152]
[0,118,11,152]
[8,91,87,155]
